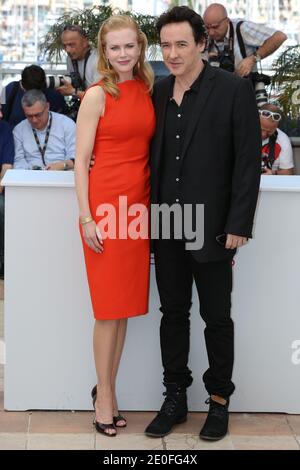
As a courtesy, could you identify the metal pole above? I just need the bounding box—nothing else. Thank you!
[20,3,24,59]
[35,0,38,63]
[153,0,157,15]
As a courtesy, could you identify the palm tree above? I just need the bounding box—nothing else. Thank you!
[271,45,300,136]
[40,5,159,62]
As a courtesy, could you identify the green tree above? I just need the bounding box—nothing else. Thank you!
[271,45,300,135]
[40,5,159,62]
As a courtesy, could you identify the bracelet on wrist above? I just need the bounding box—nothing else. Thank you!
[80,216,94,226]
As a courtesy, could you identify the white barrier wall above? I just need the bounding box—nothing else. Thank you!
[3,170,300,412]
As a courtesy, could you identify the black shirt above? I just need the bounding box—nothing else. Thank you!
[159,66,206,206]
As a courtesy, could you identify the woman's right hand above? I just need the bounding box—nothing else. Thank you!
[82,221,104,253]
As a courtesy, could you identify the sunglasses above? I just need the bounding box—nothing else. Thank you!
[259,109,282,122]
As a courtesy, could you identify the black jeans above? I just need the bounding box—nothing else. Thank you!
[154,239,235,398]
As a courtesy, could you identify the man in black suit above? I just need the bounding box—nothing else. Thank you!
[145,6,261,441]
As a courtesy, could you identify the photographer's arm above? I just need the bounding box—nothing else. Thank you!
[12,128,30,170]
[236,31,287,77]
[255,31,287,61]
[277,168,294,175]
[57,80,84,99]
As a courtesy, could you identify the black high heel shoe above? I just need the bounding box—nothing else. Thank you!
[93,419,116,436]
[91,385,127,428]
[91,386,117,437]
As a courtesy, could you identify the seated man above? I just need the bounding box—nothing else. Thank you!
[259,103,294,175]
[1,65,67,128]
[0,103,14,279]
[13,90,75,171]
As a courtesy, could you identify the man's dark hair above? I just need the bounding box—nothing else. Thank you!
[156,6,208,44]
[62,24,88,38]
[21,65,46,91]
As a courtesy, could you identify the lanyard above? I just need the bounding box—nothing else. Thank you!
[210,21,234,55]
[32,113,52,166]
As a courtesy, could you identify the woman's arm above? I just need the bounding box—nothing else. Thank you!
[75,85,104,219]
[75,85,105,253]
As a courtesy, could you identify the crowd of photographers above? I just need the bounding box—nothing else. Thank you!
[0,3,296,279]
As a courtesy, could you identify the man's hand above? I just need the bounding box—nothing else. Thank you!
[226,234,248,249]
[262,168,273,175]
[45,162,66,171]
[57,79,75,96]
[0,186,4,195]
[236,56,256,77]
[89,155,96,172]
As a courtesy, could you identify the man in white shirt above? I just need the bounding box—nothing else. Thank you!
[57,25,100,100]
[259,103,294,175]
[13,90,76,171]
[203,3,287,77]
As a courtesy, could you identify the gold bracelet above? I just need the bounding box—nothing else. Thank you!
[80,216,94,226]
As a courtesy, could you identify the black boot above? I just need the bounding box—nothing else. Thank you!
[199,397,229,441]
[145,383,188,438]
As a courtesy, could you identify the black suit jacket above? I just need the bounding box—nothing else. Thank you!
[151,63,261,263]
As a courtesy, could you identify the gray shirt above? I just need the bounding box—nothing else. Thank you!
[66,48,100,89]
[13,112,76,169]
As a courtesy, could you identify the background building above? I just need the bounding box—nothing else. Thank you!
[0,0,299,63]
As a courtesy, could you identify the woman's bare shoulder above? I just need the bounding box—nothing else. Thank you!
[84,84,105,101]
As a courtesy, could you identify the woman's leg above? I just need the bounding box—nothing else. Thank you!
[111,318,128,422]
[93,319,119,435]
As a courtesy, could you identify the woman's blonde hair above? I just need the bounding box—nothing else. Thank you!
[97,14,154,98]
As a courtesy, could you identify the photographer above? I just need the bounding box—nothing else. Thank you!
[13,90,75,171]
[259,104,294,175]
[0,65,66,128]
[58,25,100,99]
[203,3,287,77]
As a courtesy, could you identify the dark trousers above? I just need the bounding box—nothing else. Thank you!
[154,239,235,398]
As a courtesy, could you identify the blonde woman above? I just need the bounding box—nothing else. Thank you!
[75,15,155,437]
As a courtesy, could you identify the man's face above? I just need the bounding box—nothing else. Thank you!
[160,21,205,78]
[204,12,229,42]
[260,116,278,141]
[23,101,50,130]
[61,31,89,60]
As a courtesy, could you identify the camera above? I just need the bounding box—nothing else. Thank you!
[45,71,84,90]
[208,46,235,73]
[261,152,272,174]
[45,74,71,89]
[251,72,271,108]
[65,95,81,122]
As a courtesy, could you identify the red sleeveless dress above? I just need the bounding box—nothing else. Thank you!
[80,79,155,320]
